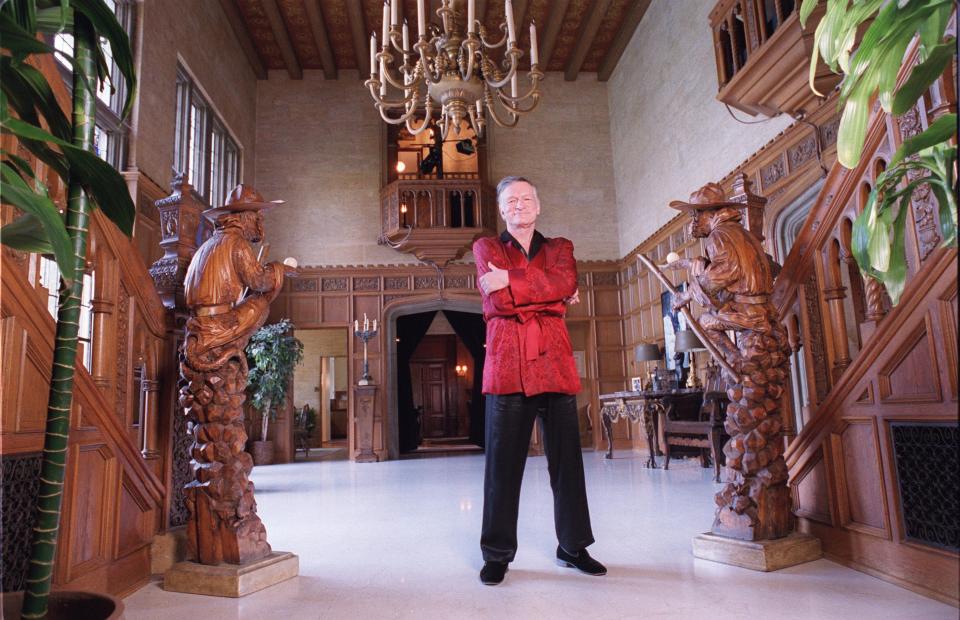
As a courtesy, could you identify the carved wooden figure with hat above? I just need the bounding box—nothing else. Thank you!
[665,181,793,542]
[178,184,296,565]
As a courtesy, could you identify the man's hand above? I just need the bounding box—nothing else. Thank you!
[672,290,692,312]
[564,288,580,305]
[478,262,510,295]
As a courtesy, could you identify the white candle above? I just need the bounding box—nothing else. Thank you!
[373,319,378,331]
[380,57,387,96]
[417,0,426,38]
[382,2,389,44]
[530,21,538,65]
[511,73,518,98]
[505,0,516,43]
[370,33,377,76]
[402,20,410,51]
[468,0,475,34]
[476,99,482,117]
[391,0,398,26]
[355,319,359,332]
[364,314,369,330]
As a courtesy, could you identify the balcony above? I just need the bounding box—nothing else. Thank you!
[380,175,497,267]
[710,0,840,117]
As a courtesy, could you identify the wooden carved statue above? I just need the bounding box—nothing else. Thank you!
[668,183,792,541]
[178,184,293,565]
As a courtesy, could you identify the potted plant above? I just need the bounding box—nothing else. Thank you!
[245,319,304,464]
[800,0,957,304]
[1,1,136,618]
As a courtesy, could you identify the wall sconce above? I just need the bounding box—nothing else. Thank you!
[396,160,406,173]
[455,364,468,377]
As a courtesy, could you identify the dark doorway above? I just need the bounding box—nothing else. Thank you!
[396,310,485,454]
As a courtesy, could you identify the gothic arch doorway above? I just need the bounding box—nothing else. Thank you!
[383,294,483,460]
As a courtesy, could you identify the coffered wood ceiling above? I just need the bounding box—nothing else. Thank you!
[219,0,651,81]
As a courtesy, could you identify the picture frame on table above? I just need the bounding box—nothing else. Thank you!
[630,376,643,392]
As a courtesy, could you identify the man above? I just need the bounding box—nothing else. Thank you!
[473,176,606,586]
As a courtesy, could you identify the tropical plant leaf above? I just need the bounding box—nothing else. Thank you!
[2,149,39,182]
[71,0,136,119]
[0,55,73,142]
[0,213,57,254]
[891,113,958,165]
[799,0,820,28]
[0,161,75,282]
[892,38,956,115]
[2,115,136,235]
[836,88,872,168]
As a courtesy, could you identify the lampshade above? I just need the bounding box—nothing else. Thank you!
[674,329,706,352]
[635,343,661,362]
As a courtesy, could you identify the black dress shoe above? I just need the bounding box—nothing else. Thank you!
[556,546,607,576]
[480,561,508,585]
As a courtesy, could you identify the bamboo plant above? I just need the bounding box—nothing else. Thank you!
[800,0,958,303]
[0,0,136,617]
[246,319,305,446]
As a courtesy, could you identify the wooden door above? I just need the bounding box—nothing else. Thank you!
[419,363,447,438]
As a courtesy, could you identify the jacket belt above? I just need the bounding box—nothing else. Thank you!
[733,294,769,304]
[517,311,562,362]
[195,303,233,317]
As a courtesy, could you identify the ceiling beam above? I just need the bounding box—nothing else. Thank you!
[597,0,651,82]
[538,0,569,69]
[261,0,302,79]
[345,0,368,81]
[564,0,612,81]
[218,0,267,80]
[305,0,338,79]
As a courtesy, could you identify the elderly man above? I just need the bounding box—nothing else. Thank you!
[473,176,605,586]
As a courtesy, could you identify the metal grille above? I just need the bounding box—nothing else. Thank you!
[1,453,42,592]
[169,369,193,528]
[891,422,959,552]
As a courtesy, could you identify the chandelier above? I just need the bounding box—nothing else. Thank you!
[365,0,543,139]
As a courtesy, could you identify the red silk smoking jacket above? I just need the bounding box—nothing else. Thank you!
[474,231,581,396]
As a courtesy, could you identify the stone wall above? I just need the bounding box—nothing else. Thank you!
[255,71,619,265]
[607,0,794,255]
[133,0,259,188]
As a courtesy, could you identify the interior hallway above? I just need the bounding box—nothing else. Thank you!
[124,453,955,619]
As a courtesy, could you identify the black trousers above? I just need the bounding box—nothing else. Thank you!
[480,393,595,563]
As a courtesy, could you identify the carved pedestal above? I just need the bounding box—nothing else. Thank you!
[179,357,271,565]
[354,385,379,463]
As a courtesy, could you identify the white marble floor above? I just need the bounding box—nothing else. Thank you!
[124,451,956,620]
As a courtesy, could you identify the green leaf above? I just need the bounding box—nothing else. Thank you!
[836,87,871,168]
[851,194,876,277]
[0,161,75,283]
[799,0,820,27]
[71,0,136,120]
[918,2,952,50]
[930,182,956,247]
[0,213,56,254]
[881,193,911,304]
[1,115,136,235]
[891,113,958,165]
[0,55,72,142]
[892,38,956,115]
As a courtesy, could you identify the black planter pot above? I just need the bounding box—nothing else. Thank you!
[1,590,124,619]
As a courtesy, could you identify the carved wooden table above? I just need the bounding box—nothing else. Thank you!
[598,390,666,467]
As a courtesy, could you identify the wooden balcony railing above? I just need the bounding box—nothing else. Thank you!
[709,0,839,116]
[380,177,497,266]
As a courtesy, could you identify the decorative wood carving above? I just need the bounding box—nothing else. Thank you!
[178,187,291,566]
[149,173,207,309]
[354,385,378,463]
[353,276,380,291]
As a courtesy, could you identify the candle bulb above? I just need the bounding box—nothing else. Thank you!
[476,99,482,117]
[355,319,359,332]
[373,319,378,332]
[505,0,516,44]
[382,2,389,45]
[380,57,387,96]
[370,33,377,76]
[364,314,369,330]
[402,20,409,52]
[468,0,475,34]
[391,0,398,27]
[530,21,538,65]
[511,72,518,98]
[417,0,425,39]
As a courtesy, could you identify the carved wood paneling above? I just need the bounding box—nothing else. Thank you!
[791,447,832,525]
[833,419,888,536]
[878,317,940,404]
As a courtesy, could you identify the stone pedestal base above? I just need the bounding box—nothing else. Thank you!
[163,551,298,597]
[692,532,821,572]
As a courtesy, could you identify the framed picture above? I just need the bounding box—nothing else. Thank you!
[660,285,689,373]
[630,376,643,392]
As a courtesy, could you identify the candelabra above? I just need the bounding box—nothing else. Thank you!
[364,0,543,139]
[354,314,379,386]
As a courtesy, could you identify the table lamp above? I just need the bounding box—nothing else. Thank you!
[635,343,662,391]
[674,329,706,389]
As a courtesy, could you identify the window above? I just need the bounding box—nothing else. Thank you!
[39,257,96,371]
[174,67,241,208]
[52,0,134,170]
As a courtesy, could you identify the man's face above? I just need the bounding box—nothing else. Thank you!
[498,181,540,229]
[687,210,712,238]
[244,212,265,243]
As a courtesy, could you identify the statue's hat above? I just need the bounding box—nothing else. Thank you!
[203,184,285,221]
[669,182,740,211]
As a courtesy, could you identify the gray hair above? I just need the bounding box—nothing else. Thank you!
[496,176,538,205]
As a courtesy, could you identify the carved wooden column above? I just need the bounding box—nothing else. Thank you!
[90,295,115,391]
[859,276,888,341]
[729,173,768,242]
[822,284,851,382]
[354,385,379,463]
[149,173,205,309]
[140,377,161,460]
